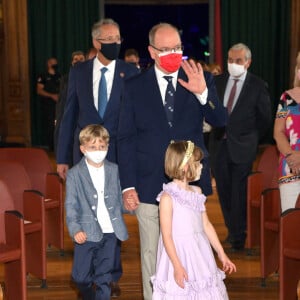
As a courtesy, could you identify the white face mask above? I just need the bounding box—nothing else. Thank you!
[227,63,246,77]
[84,150,107,165]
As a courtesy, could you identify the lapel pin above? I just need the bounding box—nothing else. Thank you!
[209,101,215,109]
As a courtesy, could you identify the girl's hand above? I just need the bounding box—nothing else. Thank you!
[174,265,188,288]
[74,231,87,244]
[218,252,237,274]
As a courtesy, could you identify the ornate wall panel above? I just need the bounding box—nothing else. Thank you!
[290,0,300,84]
[1,0,30,145]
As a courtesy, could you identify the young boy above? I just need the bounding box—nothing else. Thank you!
[65,124,128,300]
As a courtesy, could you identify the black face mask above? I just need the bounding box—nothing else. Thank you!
[100,43,121,61]
[51,64,59,72]
[72,61,83,67]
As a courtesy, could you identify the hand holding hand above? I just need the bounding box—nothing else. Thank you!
[177,59,207,94]
[123,189,140,211]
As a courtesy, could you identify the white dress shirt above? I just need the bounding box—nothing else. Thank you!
[85,160,114,233]
[224,71,247,110]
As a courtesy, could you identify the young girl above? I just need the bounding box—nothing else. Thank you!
[151,140,236,299]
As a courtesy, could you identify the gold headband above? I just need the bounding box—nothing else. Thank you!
[179,141,194,169]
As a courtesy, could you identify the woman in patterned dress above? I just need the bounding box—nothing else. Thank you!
[274,52,300,212]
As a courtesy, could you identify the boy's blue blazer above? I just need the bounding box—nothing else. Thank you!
[65,157,128,242]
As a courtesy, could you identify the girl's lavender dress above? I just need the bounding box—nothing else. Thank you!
[151,182,229,300]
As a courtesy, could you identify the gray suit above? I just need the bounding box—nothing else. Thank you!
[65,157,128,242]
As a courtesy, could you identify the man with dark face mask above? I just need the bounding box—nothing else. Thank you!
[54,51,85,159]
[37,57,61,151]
[124,48,141,71]
[56,18,138,298]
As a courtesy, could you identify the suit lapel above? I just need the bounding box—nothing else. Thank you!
[86,59,96,107]
[174,69,188,118]
[103,60,124,118]
[220,74,229,104]
[103,161,111,196]
[231,72,250,114]
[144,67,171,128]
[78,158,98,216]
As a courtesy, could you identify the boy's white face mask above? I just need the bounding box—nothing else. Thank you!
[84,150,107,164]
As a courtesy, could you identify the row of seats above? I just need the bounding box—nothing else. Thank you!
[0,148,64,299]
[246,144,300,300]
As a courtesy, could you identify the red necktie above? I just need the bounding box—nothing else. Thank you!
[227,79,238,113]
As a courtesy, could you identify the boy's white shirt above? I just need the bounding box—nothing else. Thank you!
[85,159,114,233]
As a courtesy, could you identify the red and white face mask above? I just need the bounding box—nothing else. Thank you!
[158,51,183,73]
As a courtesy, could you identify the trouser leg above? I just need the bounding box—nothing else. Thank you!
[135,203,159,300]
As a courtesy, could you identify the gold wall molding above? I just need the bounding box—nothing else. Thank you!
[1,0,31,145]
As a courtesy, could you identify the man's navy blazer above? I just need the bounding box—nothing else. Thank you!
[56,58,138,165]
[117,66,228,203]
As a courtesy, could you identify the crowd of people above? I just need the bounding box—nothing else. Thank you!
[37,17,300,300]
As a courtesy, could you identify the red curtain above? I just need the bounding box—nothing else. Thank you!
[214,0,223,69]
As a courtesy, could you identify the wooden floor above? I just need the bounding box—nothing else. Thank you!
[0,185,279,299]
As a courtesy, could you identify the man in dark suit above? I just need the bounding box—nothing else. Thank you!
[210,43,272,251]
[56,18,138,297]
[54,50,85,161]
[117,23,227,300]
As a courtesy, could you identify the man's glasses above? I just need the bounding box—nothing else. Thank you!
[96,36,123,44]
[150,44,184,54]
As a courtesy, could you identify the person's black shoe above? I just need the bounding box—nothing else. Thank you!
[222,235,232,244]
[110,282,121,298]
[229,239,245,253]
[229,245,245,253]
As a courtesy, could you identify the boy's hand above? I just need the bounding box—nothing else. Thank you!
[74,231,87,244]
[123,189,140,211]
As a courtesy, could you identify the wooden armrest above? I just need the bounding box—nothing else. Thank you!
[261,188,281,222]
[283,248,300,260]
[23,190,45,222]
[44,199,60,209]
[4,210,25,249]
[247,172,263,206]
[0,244,21,263]
[46,173,63,200]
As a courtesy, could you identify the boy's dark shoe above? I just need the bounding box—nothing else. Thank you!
[110,282,121,298]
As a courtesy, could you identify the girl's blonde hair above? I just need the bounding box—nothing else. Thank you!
[79,124,110,145]
[293,52,300,88]
[164,140,203,181]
